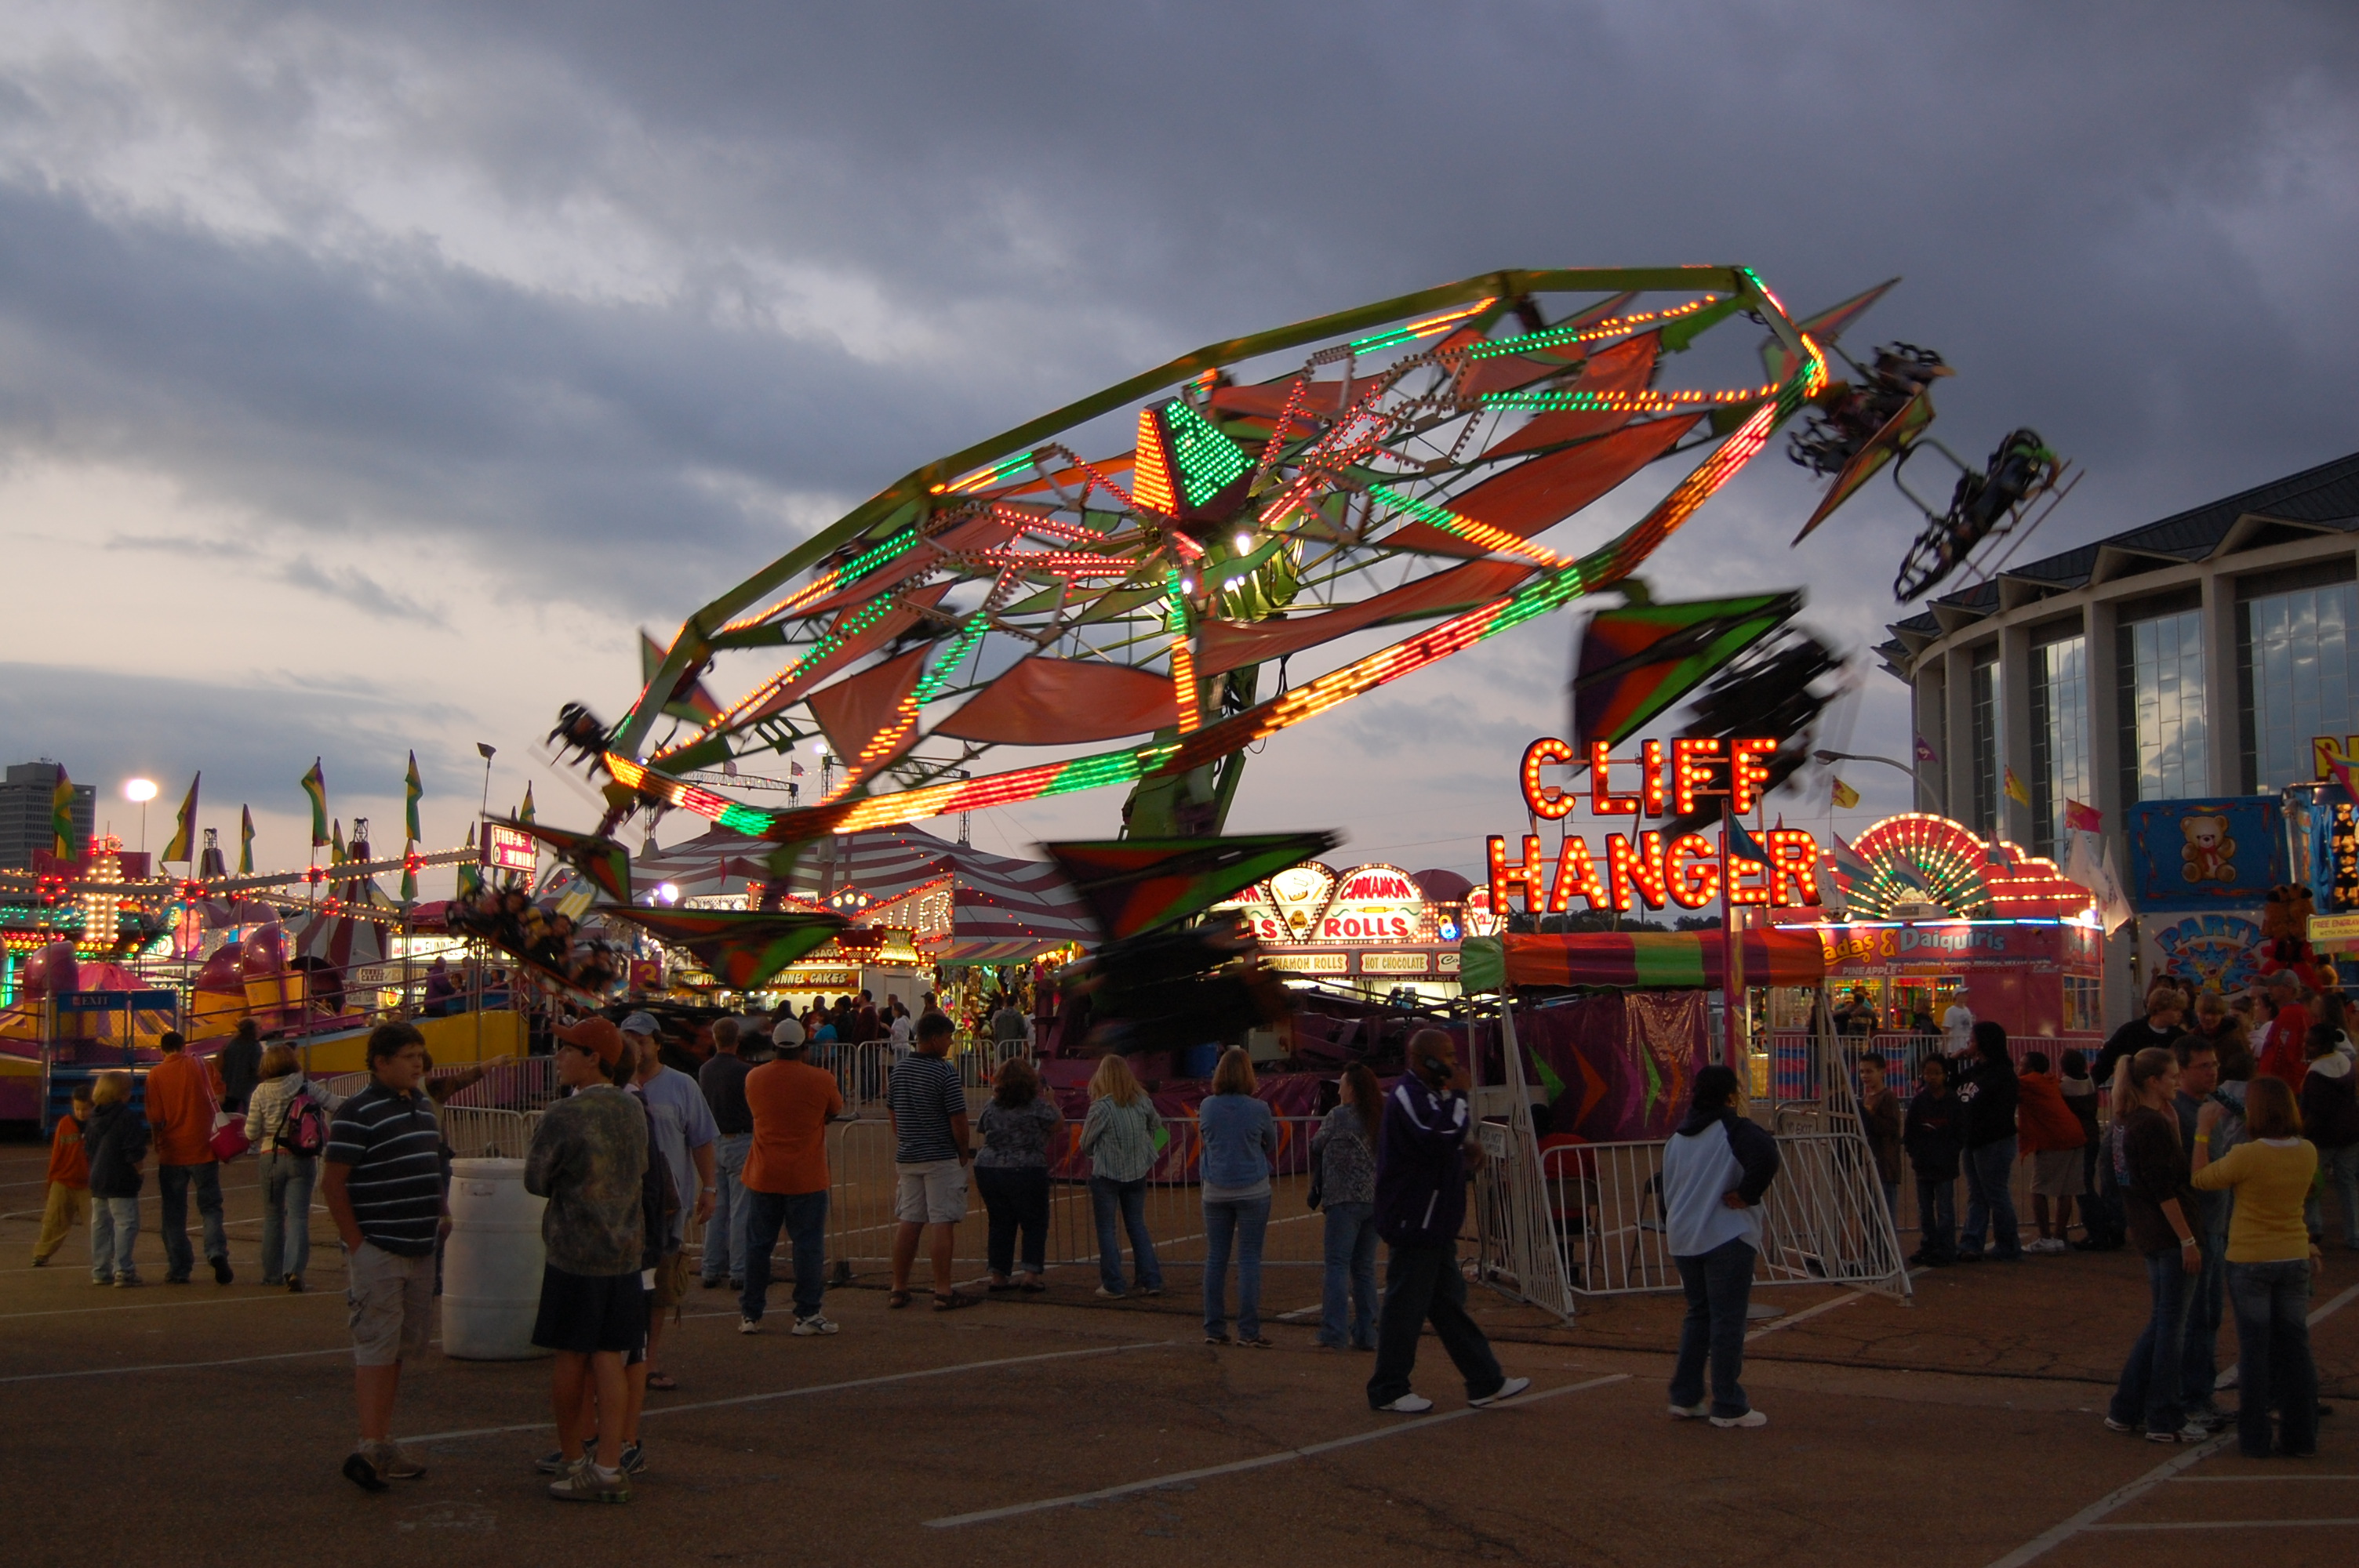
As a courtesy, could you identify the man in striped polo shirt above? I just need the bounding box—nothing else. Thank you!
[322,1022,444,1491]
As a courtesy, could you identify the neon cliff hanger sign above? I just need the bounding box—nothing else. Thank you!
[1487,737,1821,914]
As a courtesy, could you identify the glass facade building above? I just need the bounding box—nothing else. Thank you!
[2240,572,2359,793]
[2028,632,2089,858]
[1969,651,2001,837]
[2118,608,2207,805]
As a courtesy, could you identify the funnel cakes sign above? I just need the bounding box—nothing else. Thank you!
[1220,862,1444,946]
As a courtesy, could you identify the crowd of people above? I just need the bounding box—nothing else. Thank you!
[1843,968,2354,1457]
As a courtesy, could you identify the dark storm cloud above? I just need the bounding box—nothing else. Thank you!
[0,0,2354,846]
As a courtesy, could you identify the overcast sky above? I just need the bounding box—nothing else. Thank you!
[2,1,2354,889]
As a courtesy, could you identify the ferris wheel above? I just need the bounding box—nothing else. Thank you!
[570,267,1883,865]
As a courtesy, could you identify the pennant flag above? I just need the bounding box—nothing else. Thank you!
[331,818,347,865]
[790,760,805,777]
[640,630,727,724]
[405,752,423,843]
[300,759,329,847]
[518,783,536,826]
[1040,831,1343,943]
[400,840,418,904]
[2063,797,2102,833]
[2064,829,2133,935]
[1914,734,1939,764]
[2003,767,2030,806]
[456,858,483,899]
[497,818,635,905]
[601,906,845,990]
[160,773,200,864]
[49,765,77,856]
[1830,775,1859,810]
[1830,831,1871,894]
[1570,592,1801,747]
[238,804,255,874]
[1725,816,1769,866]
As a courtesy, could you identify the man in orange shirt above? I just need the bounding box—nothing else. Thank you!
[736,1019,844,1336]
[146,1031,233,1284]
[31,1083,93,1265]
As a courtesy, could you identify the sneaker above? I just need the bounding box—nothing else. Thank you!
[211,1257,234,1285]
[2189,1409,2230,1432]
[365,1440,425,1479]
[791,1313,839,1337]
[1375,1393,1435,1414]
[2147,1422,2210,1443]
[616,1442,645,1475]
[31,1255,46,1268]
[343,1451,388,1493]
[2103,1417,2135,1435]
[114,1275,142,1289]
[548,1457,630,1503]
[1470,1377,1532,1407]
[738,1316,763,1334]
[1669,1402,1711,1420]
[91,1275,112,1287]
[1136,1285,1164,1297]
[1710,1410,1768,1429]
[1238,1335,1274,1348]
[536,1439,598,1475]
[701,1276,728,1290]
[1204,1333,1230,1345]
[1094,1286,1128,1299]
[286,1276,305,1294]
[2215,1367,2240,1391]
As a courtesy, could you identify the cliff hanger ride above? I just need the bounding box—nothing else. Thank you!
[560,267,1933,869]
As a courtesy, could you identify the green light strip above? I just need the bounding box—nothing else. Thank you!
[1162,400,1250,507]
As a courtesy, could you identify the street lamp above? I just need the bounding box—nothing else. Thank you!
[124,779,158,855]
[1812,748,1946,811]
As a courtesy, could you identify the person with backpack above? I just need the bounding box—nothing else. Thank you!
[245,1043,348,1291]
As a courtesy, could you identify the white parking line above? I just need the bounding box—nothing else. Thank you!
[0,1344,366,1383]
[1983,1280,2359,1567]
[400,1339,1176,1445]
[925,1374,1631,1529]
[0,1290,341,1321]
[2085,1519,2359,1531]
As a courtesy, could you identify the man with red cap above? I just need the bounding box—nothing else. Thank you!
[525,1016,651,1504]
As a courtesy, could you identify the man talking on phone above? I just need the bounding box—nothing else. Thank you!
[1366,1028,1530,1414]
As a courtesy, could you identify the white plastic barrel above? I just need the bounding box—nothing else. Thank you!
[441,1157,550,1360]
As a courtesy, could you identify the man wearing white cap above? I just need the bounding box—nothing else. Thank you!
[738,1019,845,1334]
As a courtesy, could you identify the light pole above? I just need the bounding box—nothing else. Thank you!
[1812,748,1946,812]
[124,778,158,855]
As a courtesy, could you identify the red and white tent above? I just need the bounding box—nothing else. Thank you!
[633,826,1094,962]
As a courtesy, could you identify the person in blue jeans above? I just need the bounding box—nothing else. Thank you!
[2193,1078,2322,1458]
[1662,1065,1782,1428]
[1079,1054,1164,1298]
[1310,1064,1382,1350]
[696,1018,760,1290]
[736,1023,845,1334]
[1955,1022,2023,1262]
[83,1073,147,1286]
[2106,1047,2208,1443]
[1198,1048,1275,1346]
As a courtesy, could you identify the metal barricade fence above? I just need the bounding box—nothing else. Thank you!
[819,1113,1330,1273]
[441,1054,561,1110]
[439,1105,538,1160]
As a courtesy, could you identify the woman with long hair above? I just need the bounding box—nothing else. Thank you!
[2107,1047,2210,1443]
[1311,1064,1383,1350]
[2193,1075,2321,1457]
[1198,1047,1277,1347]
[1079,1053,1165,1298]
[974,1056,1061,1293]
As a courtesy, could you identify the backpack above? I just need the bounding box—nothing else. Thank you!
[278,1086,330,1157]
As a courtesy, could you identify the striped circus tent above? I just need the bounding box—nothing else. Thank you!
[632,826,1094,960]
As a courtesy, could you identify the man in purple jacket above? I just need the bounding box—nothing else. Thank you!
[1366,1029,1531,1414]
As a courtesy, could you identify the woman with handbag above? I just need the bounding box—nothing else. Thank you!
[245,1044,347,1291]
[1310,1064,1383,1351]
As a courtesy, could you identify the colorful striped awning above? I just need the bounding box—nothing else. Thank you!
[1458,930,1826,993]
[928,937,1077,967]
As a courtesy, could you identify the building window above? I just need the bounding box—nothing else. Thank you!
[1969,649,2001,837]
[2240,575,2359,793]
[2117,609,2206,803]
[2027,630,2088,859]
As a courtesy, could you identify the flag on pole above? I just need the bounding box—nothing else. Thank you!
[1830,775,1860,810]
[49,766,78,856]
[400,840,418,903]
[790,760,805,777]
[331,818,346,865]
[518,783,536,825]
[1830,830,1871,895]
[1725,815,1769,865]
[2065,828,2134,935]
[160,773,201,864]
[2063,797,2102,833]
[1914,734,1939,764]
[238,805,255,874]
[300,760,329,846]
[405,751,423,843]
[2003,767,2030,805]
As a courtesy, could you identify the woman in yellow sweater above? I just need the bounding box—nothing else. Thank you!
[2193,1076,2321,1460]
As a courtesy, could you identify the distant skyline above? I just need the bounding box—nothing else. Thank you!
[3,3,2354,892]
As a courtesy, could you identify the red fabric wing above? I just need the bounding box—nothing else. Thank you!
[1195,558,1533,676]
[749,583,950,719]
[933,657,1180,745]
[1383,415,1699,557]
[1479,332,1663,459]
[806,645,931,767]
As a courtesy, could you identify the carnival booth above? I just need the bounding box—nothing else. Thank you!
[1212,862,1474,1003]
[1453,928,1905,1323]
